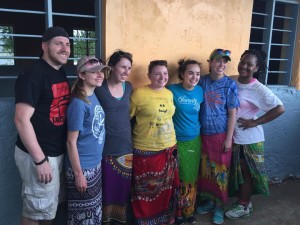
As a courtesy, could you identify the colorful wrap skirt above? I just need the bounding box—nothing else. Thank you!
[65,163,102,225]
[198,133,232,203]
[177,136,201,217]
[131,145,179,225]
[102,154,133,224]
[228,142,270,197]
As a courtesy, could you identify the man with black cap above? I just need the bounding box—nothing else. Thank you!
[14,26,71,225]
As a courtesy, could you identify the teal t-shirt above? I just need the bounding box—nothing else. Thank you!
[167,83,203,141]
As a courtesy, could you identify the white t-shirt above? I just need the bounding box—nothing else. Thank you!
[234,79,283,144]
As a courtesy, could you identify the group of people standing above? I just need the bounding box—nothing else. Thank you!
[14,26,285,225]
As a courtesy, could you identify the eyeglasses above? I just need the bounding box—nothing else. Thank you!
[216,49,231,57]
[78,58,102,72]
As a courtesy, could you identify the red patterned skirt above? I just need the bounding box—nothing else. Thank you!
[131,145,179,225]
[198,133,232,203]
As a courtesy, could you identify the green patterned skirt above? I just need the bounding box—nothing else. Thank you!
[229,142,270,197]
[177,136,201,217]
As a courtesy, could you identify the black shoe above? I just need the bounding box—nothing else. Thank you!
[175,216,185,225]
[186,216,197,224]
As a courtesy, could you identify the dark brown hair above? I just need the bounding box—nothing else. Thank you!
[177,58,201,80]
[148,60,168,74]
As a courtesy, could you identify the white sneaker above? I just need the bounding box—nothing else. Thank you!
[225,203,250,219]
[248,202,253,212]
[231,201,253,212]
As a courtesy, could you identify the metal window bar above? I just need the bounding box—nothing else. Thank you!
[73,30,96,57]
[250,0,299,85]
[0,8,45,14]
[274,15,294,19]
[0,26,15,65]
[0,0,102,102]
[249,42,267,45]
[277,0,299,4]
[268,71,288,74]
[0,32,97,61]
[272,28,292,32]
[0,8,95,18]
[270,0,298,85]
[252,12,269,16]
[251,26,268,30]
[0,3,97,60]
[269,58,289,61]
[271,43,291,46]
[0,33,97,40]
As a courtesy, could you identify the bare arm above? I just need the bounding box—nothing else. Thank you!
[238,105,285,130]
[223,107,237,152]
[14,103,52,184]
[66,131,87,194]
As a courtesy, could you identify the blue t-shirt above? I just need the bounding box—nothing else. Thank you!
[65,93,105,169]
[198,74,239,135]
[167,83,203,141]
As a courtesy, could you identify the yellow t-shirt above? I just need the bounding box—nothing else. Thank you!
[130,86,176,151]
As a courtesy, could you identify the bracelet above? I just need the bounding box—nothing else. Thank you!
[34,156,49,165]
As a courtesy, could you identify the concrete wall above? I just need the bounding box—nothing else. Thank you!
[0,98,21,225]
[264,88,300,181]
[0,98,67,225]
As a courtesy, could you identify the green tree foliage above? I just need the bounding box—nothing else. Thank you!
[73,29,96,61]
[0,26,14,65]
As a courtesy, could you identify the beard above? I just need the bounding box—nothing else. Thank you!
[46,46,69,67]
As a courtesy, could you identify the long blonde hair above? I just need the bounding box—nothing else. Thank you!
[71,75,90,103]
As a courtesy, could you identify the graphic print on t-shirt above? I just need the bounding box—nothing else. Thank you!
[178,95,201,111]
[148,97,173,139]
[50,82,70,126]
[92,105,105,144]
[205,91,222,109]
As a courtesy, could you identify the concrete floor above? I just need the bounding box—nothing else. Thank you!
[192,178,300,225]
[54,178,300,225]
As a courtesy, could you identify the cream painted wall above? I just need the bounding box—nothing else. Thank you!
[104,0,253,87]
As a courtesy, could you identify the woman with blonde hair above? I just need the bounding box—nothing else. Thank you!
[65,56,110,224]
